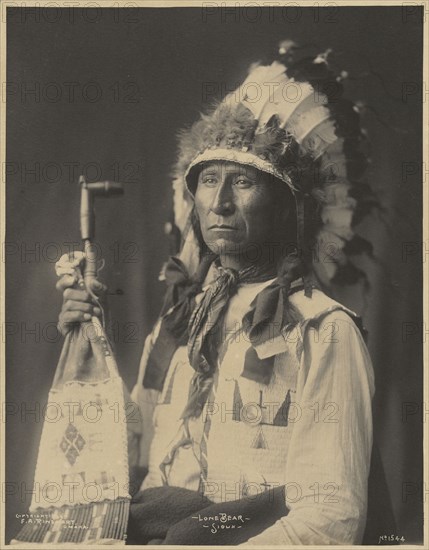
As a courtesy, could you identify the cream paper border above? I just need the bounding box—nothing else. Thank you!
[0,1,427,549]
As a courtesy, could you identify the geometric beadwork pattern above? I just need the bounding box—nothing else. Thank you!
[60,423,86,465]
[95,471,116,490]
[251,426,269,450]
[273,389,291,426]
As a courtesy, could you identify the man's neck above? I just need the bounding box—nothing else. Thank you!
[219,251,280,274]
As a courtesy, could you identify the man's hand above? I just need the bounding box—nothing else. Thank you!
[56,253,107,336]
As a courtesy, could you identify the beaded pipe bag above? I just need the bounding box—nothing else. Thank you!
[13,258,135,545]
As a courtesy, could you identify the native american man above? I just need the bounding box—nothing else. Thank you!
[57,46,386,545]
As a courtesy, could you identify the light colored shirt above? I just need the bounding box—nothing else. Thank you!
[131,283,375,545]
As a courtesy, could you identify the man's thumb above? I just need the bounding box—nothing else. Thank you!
[90,279,106,294]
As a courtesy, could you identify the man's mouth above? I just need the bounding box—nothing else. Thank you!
[208,224,237,230]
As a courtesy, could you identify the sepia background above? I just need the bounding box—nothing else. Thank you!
[5,5,424,544]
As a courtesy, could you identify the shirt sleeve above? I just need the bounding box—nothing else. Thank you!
[244,310,375,545]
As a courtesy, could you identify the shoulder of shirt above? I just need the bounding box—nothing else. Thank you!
[287,287,359,326]
[252,285,365,360]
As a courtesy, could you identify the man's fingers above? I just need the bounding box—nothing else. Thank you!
[57,273,105,339]
[58,307,102,336]
[62,300,102,317]
[63,288,91,303]
[56,275,76,292]
[58,279,107,299]
[63,300,94,314]
[59,311,92,325]
[89,279,108,295]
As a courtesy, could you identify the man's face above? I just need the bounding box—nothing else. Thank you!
[194,161,291,262]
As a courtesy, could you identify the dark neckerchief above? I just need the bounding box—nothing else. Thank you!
[143,254,313,419]
[187,263,278,373]
[143,254,215,391]
[143,256,278,393]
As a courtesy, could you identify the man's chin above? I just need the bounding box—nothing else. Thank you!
[204,237,249,257]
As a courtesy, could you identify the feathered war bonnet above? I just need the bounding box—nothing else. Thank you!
[171,42,372,290]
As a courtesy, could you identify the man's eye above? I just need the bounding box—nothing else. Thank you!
[201,177,218,186]
[234,177,253,188]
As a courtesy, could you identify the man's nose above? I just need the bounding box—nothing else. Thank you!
[210,180,234,215]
